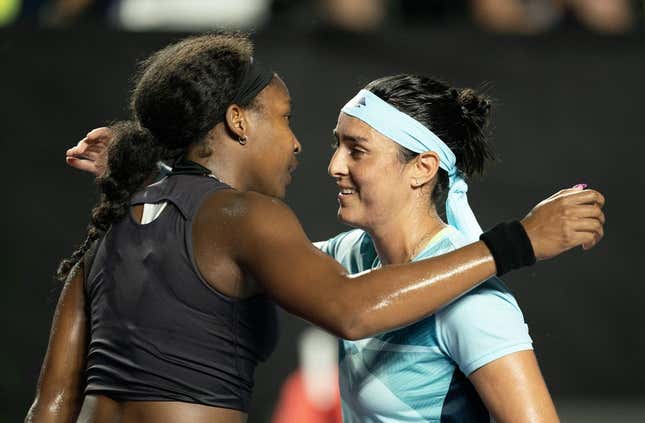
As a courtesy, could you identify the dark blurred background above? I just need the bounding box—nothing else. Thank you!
[2,0,644,422]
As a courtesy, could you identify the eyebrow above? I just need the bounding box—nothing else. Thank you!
[332,129,368,143]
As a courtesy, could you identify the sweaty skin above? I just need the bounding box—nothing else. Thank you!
[329,112,567,423]
[28,79,605,422]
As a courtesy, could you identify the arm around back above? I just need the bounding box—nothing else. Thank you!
[208,190,498,340]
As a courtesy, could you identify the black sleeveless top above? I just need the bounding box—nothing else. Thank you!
[84,174,279,411]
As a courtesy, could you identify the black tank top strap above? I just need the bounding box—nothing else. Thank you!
[131,173,231,221]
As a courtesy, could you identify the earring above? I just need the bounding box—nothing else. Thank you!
[238,135,247,145]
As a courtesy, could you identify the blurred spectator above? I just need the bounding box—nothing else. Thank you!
[471,0,561,33]
[319,0,386,32]
[1,0,112,27]
[2,0,642,33]
[471,0,636,34]
[569,0,635,33]
[115,0,271,31]
[307,0,641,34]
[272,327,342,423]
[42,0,113,26]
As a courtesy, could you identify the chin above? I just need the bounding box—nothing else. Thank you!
[336,207,364,229]
[274,184,288,199]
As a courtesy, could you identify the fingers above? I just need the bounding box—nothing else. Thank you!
[555,188,605,208]
[568,205,606,224]
[67,137,89,157]
[66,136,105,157]
[546,184,586,200]
[557,188,606,249]
[66,142,101,161]
[573,217,604,237]
[66,156,99,174]
[570,217,604,251]
[86,127,112,141]
[571,189,605,207]
[67,127,113,159]
[574,232,599,251]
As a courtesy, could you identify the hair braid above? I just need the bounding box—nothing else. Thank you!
[57,33,256,282]
[56,122,163,281]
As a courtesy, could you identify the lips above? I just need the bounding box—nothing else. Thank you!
[337,183,358,197]
[288,159,299,174]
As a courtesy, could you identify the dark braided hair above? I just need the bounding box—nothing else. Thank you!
[57,33,257,281]
[364,75,495,217]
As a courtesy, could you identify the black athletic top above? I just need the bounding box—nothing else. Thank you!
[83,173,279,411]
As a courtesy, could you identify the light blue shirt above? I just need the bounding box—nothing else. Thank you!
[317,227,533,422]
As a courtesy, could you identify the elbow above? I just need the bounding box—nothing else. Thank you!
[337,323,366,341]
[327,298,369,341]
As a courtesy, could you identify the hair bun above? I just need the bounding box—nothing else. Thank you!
[458,88,490,117]
[456,88,491,130]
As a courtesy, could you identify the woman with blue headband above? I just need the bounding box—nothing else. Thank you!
[320,74,563,422]
[37,34,604,421]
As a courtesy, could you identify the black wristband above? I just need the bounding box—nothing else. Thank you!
[479,221,536,276]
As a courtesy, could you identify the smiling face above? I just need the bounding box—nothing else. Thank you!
[245,77,301,198]
[328,113,417,230]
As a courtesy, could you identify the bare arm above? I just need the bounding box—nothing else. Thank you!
[469,350,559,423]
[206,189,603,340]
[68,128,605,339]
[25,265,88,423]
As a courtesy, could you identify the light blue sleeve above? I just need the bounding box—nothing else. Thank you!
[312,229,364,258]
[313,239,334,255]
[434,283,533,376]
[313,233,348,258]
[312,229,371,273]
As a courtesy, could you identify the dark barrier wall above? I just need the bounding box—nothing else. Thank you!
[2,27,643,421]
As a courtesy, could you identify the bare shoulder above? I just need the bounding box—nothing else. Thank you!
[199,189,298,229]
[194,189,304,252]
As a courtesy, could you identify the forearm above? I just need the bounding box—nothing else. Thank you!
[26,352,86,423]
[26,388,84,423]
[242,188,605,340]
[26,268,88,423]
[340,241,495,339]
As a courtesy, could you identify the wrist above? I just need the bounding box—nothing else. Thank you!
[479,221,536,276]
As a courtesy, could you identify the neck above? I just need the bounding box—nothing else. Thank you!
[184,132,251,191]
[368,207,446,266]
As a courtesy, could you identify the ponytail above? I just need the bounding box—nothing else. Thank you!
[454,87,493,177]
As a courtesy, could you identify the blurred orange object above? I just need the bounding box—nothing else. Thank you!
[272,369,342,423]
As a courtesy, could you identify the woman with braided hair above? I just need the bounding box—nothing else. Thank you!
[27,33,604,423]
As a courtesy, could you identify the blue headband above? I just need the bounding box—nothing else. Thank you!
[341,89,483,242]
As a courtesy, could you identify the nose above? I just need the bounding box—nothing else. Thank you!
[328,146,347,178]
[292,133,302,155]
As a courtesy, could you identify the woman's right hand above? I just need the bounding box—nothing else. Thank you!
[66,127,114,178]
[521,186,606,261]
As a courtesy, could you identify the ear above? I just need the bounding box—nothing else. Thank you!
[224,103,248,140]
[410,151,440,188]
